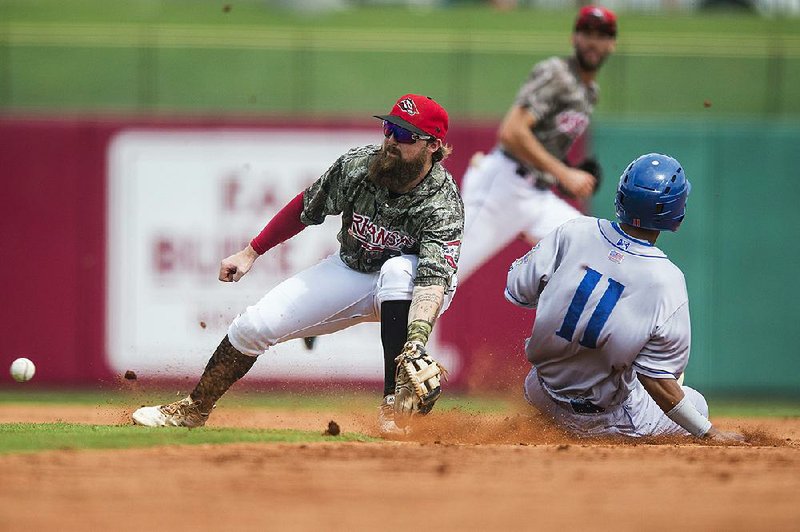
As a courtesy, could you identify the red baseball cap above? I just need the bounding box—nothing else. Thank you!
[575,5,617,37]
[374,94,449,141]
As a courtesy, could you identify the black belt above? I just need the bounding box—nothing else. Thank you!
[498,149,552,190]
[537,373,606,415]
[550,397,606,415]
[566,399,605,414]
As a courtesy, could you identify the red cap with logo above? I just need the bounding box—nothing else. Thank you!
[574,5,617,37]
[374,94,449,141]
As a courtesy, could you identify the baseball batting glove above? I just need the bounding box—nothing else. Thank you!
[393,341,448,426]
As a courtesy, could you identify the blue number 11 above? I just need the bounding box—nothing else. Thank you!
[556,267,624,349]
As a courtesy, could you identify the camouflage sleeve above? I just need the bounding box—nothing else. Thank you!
[414,203,464,288]
[300,154,346,225]
[513,59,564,122]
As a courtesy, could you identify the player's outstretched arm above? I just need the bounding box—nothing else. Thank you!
[220,191,309,284]
[638,374,747,443]
[219,244,259,282]
[497,106,595,198]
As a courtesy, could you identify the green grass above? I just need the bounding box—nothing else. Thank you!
[0,388,503,454]
[0,422,376,454]
[2,388,798,418]
[2,389,798,416]
[0,389,796,454]
[708,400,800,418]
[4,0,799,34]
[0,388,512,414]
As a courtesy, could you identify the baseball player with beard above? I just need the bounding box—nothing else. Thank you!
[505,153,745,442]
[132,94,463,435]
[456,5,616,282]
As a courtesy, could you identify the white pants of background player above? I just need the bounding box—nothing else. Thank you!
[458,150,581,281]
[228,253,457,356]
[524,367,709,437]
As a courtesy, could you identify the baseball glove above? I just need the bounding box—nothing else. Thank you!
[393,341,448,425]
[577,156,603,195]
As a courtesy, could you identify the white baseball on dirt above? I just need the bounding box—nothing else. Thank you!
[10,357,36,383]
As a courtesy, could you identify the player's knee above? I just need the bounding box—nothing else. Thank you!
[227,307,277,356]
[376,255,416,304]
[681,386,709,418]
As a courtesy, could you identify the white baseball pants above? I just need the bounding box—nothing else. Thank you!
[523,366,710,438]
[228,253,457,356]
[457,150,582,281]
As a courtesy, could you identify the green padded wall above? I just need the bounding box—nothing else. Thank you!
[592,120,800,395]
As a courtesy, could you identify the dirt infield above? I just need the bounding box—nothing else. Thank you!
[0,403,798,531]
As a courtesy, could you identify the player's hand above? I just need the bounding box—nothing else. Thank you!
[557,167,596,198]
[219,245,259,282]
[705,426,749,445]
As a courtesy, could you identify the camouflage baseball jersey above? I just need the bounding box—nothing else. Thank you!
[300,145,464,288]
[512,56,598,172]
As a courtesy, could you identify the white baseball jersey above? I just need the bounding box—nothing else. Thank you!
[506,216,690,410]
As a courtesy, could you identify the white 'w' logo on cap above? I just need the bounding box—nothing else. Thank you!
[398,98,419,115]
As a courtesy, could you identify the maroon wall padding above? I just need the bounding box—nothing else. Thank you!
[1,119,110,383]
[0,115,585,389]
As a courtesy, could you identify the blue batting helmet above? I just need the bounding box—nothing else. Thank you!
[614,153,691,232]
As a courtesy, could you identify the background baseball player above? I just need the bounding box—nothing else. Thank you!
[505,153,745,442]
[132,94,463,435]
[456,5,616,281]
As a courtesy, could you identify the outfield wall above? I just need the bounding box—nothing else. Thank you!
[0,116,538,390]
[591,120,800,396]
[1,116,798,396]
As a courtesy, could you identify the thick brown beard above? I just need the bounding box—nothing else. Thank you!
[368,146,428,192]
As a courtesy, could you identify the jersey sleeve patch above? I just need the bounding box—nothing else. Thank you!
[443,239,461,269]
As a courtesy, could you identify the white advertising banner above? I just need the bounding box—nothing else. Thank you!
[107,129,395,380]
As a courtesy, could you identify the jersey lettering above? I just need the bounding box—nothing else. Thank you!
[348,212,416,252]
[555,110,590,139]
[556,267,625,348]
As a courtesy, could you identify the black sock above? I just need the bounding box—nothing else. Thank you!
[380,300,411,397]
[190,335,257,413]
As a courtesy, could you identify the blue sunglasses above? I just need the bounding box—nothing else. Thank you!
[383,121,433,144]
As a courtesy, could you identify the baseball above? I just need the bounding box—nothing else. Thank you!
[10,357,36,383]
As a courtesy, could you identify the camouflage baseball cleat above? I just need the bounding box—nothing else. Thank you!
[132,396,209,428]
[378,395,408,436]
